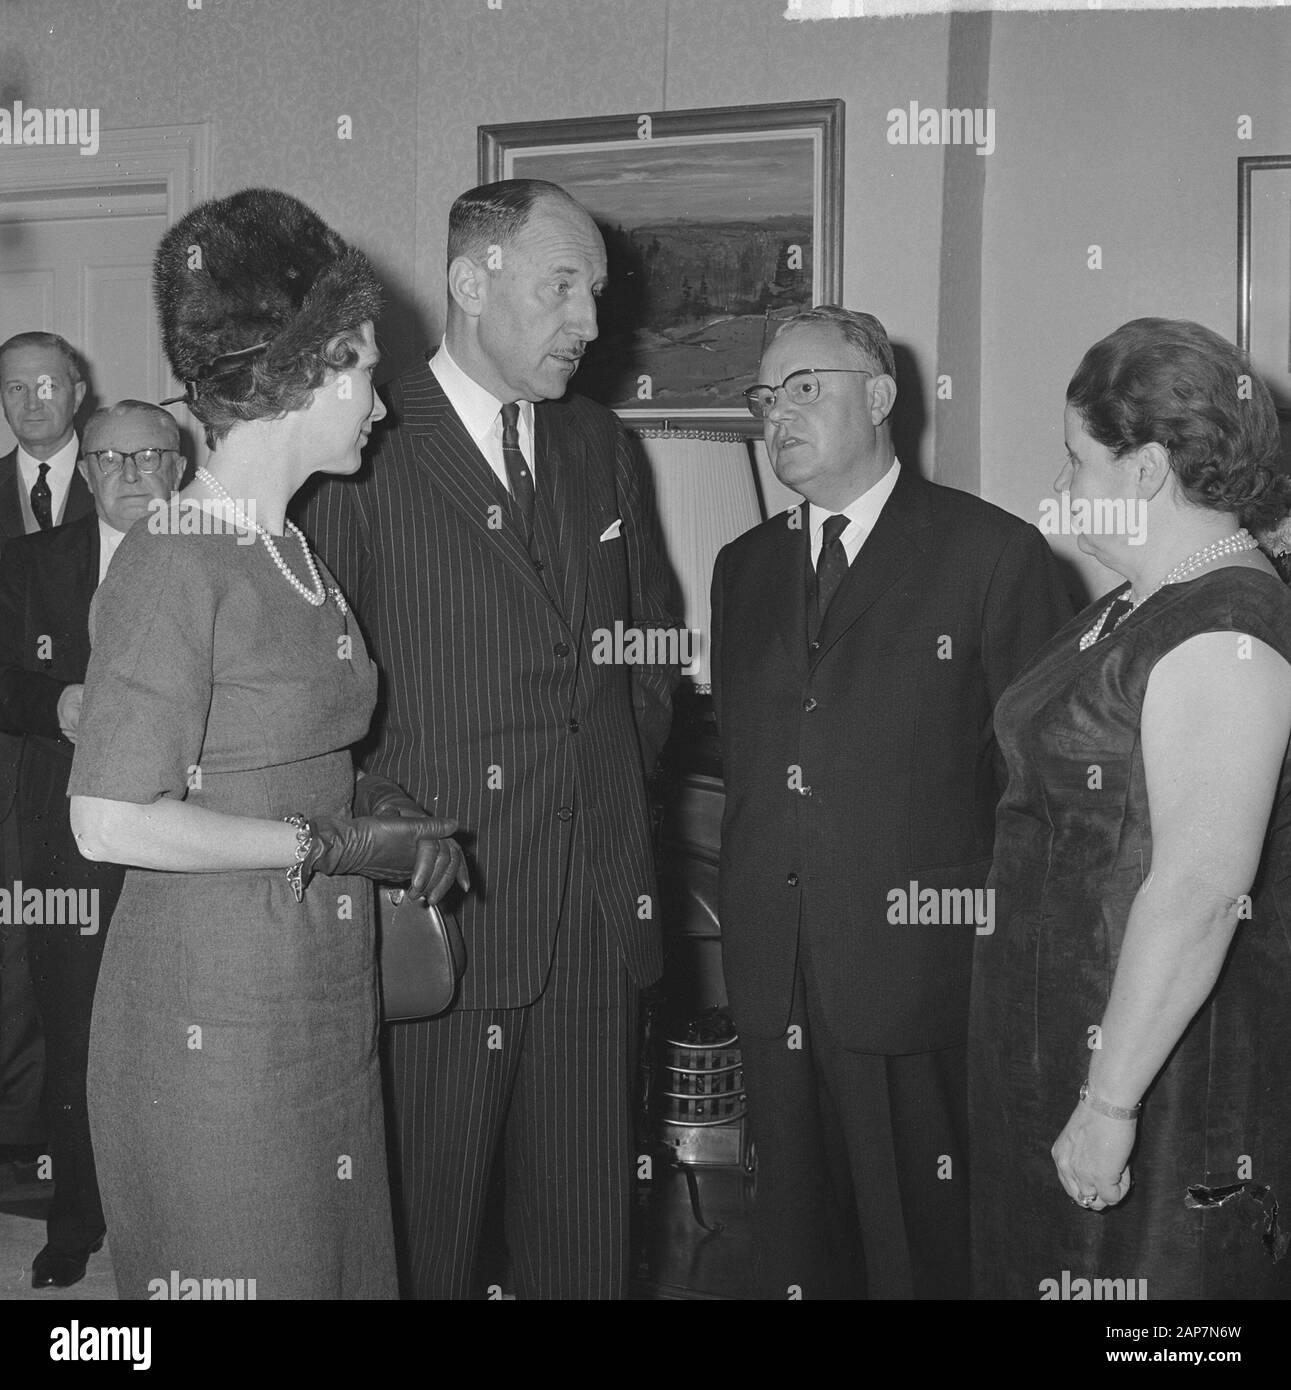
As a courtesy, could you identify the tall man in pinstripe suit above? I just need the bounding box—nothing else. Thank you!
[298,179,679,1299]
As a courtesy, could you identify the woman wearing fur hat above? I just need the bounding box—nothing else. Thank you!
[67,189,465,1299]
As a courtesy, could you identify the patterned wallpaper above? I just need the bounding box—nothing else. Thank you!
[4,0,424,373]
[5,0,952,411]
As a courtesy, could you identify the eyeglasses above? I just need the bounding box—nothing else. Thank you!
[742,368,874,420]
[82,448,178,477]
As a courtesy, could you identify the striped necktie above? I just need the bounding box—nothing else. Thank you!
[500,402,535,543]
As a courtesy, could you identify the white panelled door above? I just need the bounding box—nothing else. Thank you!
[0,124,211,455]
[0,208,167,452]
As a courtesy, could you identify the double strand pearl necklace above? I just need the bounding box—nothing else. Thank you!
[1079,528,1259,650]
[194,466,329,608]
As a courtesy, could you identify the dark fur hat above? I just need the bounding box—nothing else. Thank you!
[153,188,382,384]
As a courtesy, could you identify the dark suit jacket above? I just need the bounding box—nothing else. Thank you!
[297,364,680,1009]
[711,465,1072,1055]
[0,511,123,890]
[0,447,94,551]
[0,448,94,830]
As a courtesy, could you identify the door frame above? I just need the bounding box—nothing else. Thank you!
[0,122,211,223]
[0,123,212,449]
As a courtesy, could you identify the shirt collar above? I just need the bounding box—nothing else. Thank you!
[430,340,533,444]
[810,457,901,540]
[17,433,79,483]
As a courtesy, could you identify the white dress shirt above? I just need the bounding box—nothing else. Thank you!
[429,341,535,491]
[808,459,901,569]
[16,434,79,532]
[97,518,127,585]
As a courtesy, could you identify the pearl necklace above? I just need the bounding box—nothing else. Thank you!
[1079,528,1258,650]
[194,466,331,608]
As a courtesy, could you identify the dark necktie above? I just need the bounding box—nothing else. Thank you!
[500,402,535,543]
[31,462,53,531]
[814,513,851,626]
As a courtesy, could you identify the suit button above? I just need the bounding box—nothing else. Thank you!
[534,559,545,572]
[809,639,821,651]
[802,697,818,712]
[554,642,571,657]
[557,806,574,822]
[568,717,580,733]
[786,872,799,887]
[798,785,812,796]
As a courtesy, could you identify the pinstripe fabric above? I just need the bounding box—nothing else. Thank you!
[297,365,675,1007]
[384,825,635,1299]
[295,363,677,1296]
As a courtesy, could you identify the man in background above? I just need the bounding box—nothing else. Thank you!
[0,332,93,1175]
[0,399,183,1287]
[0,333,93,544]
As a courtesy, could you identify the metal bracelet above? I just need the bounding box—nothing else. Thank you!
[283,813,313,904]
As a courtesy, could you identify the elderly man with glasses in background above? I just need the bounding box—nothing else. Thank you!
[0,399,184,1288]
[709,305,1071,1300]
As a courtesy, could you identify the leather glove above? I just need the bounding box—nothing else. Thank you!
[303,813,466,903]
[351,770,426,820]
[349,772,470,900]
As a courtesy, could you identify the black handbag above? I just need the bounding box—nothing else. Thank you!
[375,886,466,1021]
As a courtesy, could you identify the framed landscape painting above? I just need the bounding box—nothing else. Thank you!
[480,99,844,434]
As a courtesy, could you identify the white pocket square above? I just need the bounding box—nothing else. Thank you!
[599,519,623,542]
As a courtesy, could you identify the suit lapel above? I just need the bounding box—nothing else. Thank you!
[398,366,556,614]
[0,451,24,541]
[0,449,93,536]
[63,465,94,525]
[747,506,811,673]
[79,513,100,608]
[812,466,933,661]
[534,400,588,633]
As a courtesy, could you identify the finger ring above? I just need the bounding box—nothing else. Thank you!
[1080,1195,1094,1207]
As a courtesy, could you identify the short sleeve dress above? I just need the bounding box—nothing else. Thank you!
[68,516,396,1300]
[970,567,1291,1300]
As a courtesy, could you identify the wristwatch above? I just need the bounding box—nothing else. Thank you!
[1079,1079,1141,1121]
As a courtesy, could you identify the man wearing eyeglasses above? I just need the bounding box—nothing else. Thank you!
[710,306,1071,1300]
[0,399,184,1288]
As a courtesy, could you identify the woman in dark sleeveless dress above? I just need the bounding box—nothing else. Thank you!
[971,318,1291,1300]
[67,190,467,1299]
